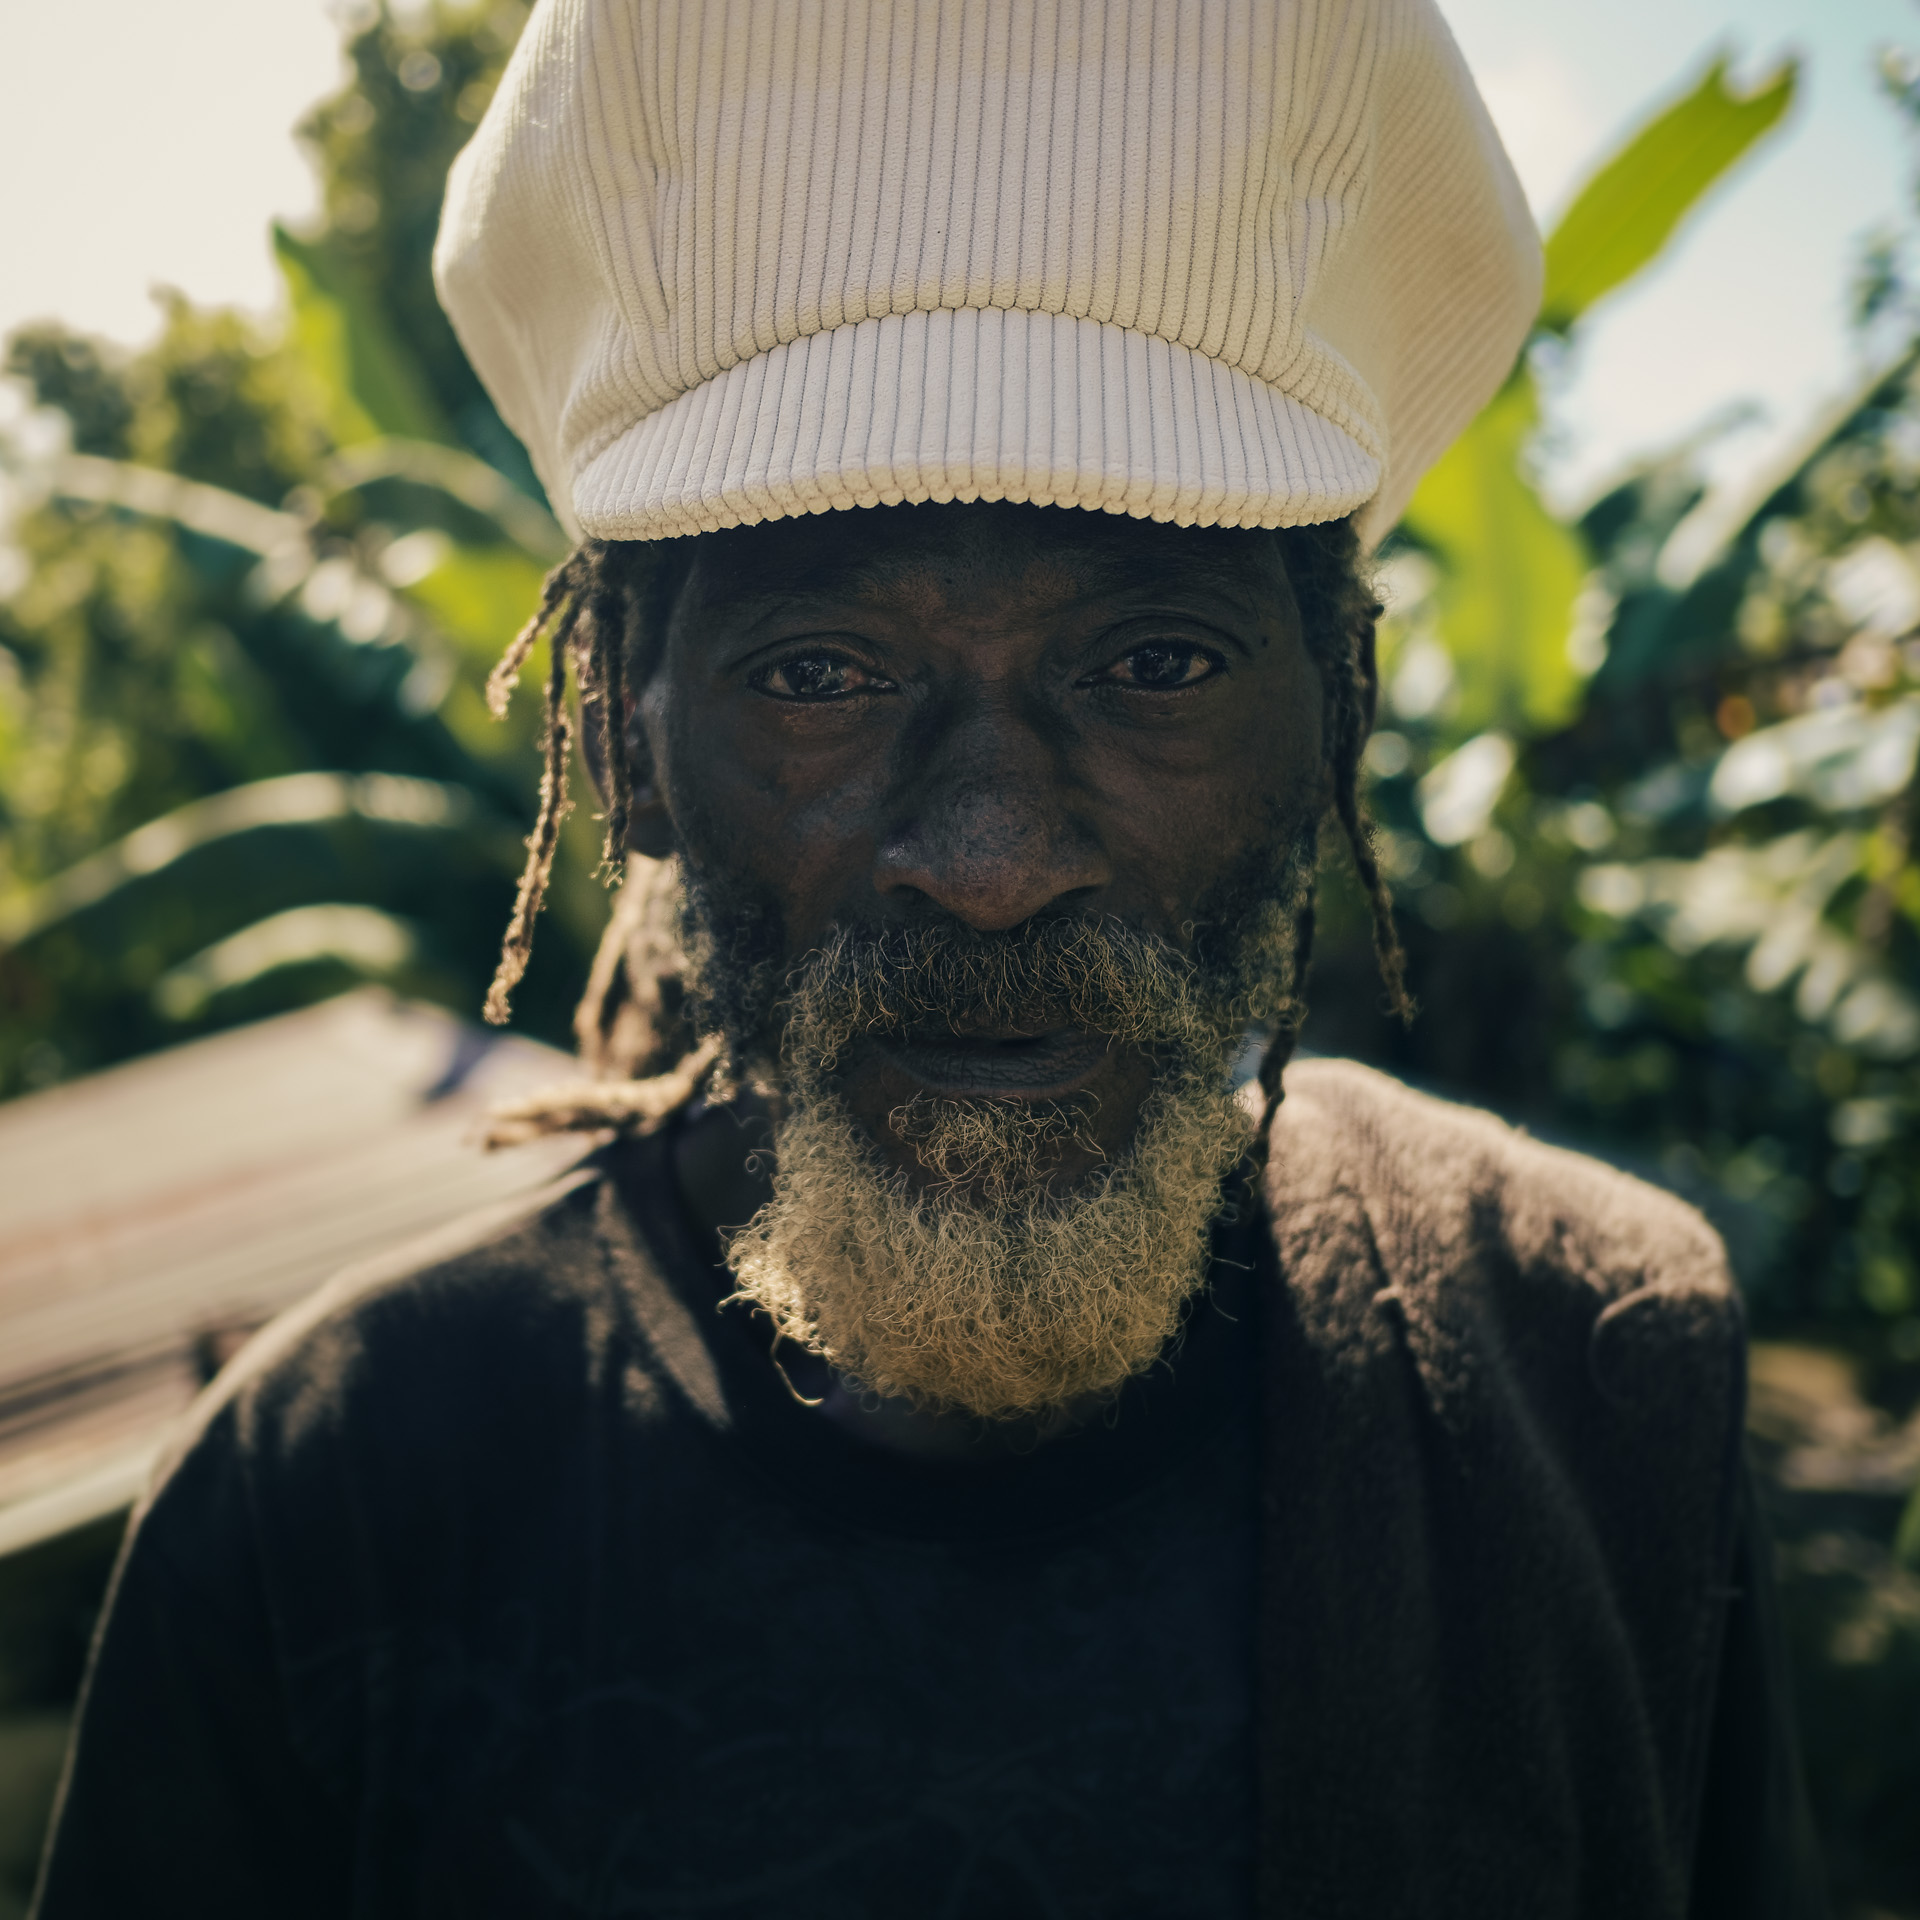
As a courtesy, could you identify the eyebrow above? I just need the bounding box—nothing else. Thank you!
[697,536,1274,626]
[698,554,911,621]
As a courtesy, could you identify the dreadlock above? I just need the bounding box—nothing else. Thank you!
[478,539,691,1026]
[1251,515,1415,1130]
[479,514,1410,1139]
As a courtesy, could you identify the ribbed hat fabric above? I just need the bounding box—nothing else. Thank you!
[435,0,1540,548]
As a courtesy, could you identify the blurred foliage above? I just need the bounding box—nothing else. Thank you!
[0,0,604,1099]
[1397,373,1590,738]
[1317,43,1920,1341]
[1398,52,1798,744]
[296,0,542,492]
[1303,48,1920,1914]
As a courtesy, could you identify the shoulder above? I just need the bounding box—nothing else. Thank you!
[96,1156,674,1783]
[133,1156,668,1593]
[187,1161,620,1470]
[1264,1057,1742,1428]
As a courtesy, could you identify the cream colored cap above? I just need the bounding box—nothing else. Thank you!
[435,0,1540,548]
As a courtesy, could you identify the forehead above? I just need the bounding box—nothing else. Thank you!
[669,501,1292,626]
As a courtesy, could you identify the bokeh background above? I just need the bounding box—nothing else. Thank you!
[2,2,1919,1913]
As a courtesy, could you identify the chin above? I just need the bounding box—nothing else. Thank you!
[723,1057,1254,1419]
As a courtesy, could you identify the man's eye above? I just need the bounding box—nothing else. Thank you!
[1097,642,1224,690]
[752,653,890,700]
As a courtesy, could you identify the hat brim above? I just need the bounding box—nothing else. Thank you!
[571,308,1381,544]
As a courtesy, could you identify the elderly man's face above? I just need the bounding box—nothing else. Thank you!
[640,501,1327,1177]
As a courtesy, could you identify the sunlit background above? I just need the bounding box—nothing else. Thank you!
[3,3,1920,1915]
[3,0,1910,505]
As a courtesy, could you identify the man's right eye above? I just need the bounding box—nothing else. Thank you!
[751,652,892,700]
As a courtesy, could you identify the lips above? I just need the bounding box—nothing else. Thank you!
[871,1026,1113,1095]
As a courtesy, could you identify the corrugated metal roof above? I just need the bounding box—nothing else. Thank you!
[0,991,589,1555]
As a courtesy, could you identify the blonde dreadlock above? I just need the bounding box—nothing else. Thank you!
[479,540,715,1142]
[1249,515,1415,1140]
[479,519,1410,1145]
[479,542,681,1027]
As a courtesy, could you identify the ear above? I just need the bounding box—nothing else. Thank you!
[579,691,676,858]
[627,781,675,858]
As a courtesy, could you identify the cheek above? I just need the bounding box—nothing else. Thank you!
[1094,654,1325,928]
[649,684,887,934]
[1221,646,1328,832]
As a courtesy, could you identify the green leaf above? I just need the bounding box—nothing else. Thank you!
[1540,54,1797,332]
[274,223,454,447]
[321,439,565,563]
[403,544,554,662]
[153,903,418,1020]
[0,772,499,948]
[48,453,305,557]
[1397,375,1592,739]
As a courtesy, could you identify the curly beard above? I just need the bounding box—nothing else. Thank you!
[682,831,1317,1419]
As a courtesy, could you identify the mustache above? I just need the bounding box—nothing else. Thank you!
[676,823,1320,1072]
[780,915,1214,1069]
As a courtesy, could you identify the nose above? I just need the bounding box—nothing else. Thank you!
[874,699,1111,932]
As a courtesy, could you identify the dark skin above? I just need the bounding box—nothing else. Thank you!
[600,501,1332,1448]
[603,498,1328,1207]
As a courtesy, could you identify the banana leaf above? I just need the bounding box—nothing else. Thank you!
[1540,55,1797,333]
[152,903,421,1020]
[319,440,564,563]
[274,224,454,449]
[1399,49,1800,739]
[0,772,515,953]
[44,453,540,812]
[1397,376,1590,738]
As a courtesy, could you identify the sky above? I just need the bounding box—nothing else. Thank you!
[1443,0,1917,512]
[0,0,1913,518]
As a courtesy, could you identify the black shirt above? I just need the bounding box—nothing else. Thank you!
[36,1130,1260,1918]
[32,1123,1818,1917]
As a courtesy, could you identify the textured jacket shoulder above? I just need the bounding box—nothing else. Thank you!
[1264,1054,1742,1438]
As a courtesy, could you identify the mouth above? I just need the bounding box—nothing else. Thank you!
[870,1025,1113,1096]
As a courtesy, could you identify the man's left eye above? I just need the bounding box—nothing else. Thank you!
[1095,642,1224,690]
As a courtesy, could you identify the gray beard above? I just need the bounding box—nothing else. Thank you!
[686,829,1318,1419]
[724,1045,1256,1418]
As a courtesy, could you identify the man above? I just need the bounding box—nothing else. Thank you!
[34,3,1821,1915]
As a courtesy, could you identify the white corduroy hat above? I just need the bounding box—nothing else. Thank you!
[435,0,1539,550]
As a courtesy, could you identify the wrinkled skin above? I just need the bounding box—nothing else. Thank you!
[620,500,1331,1229]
